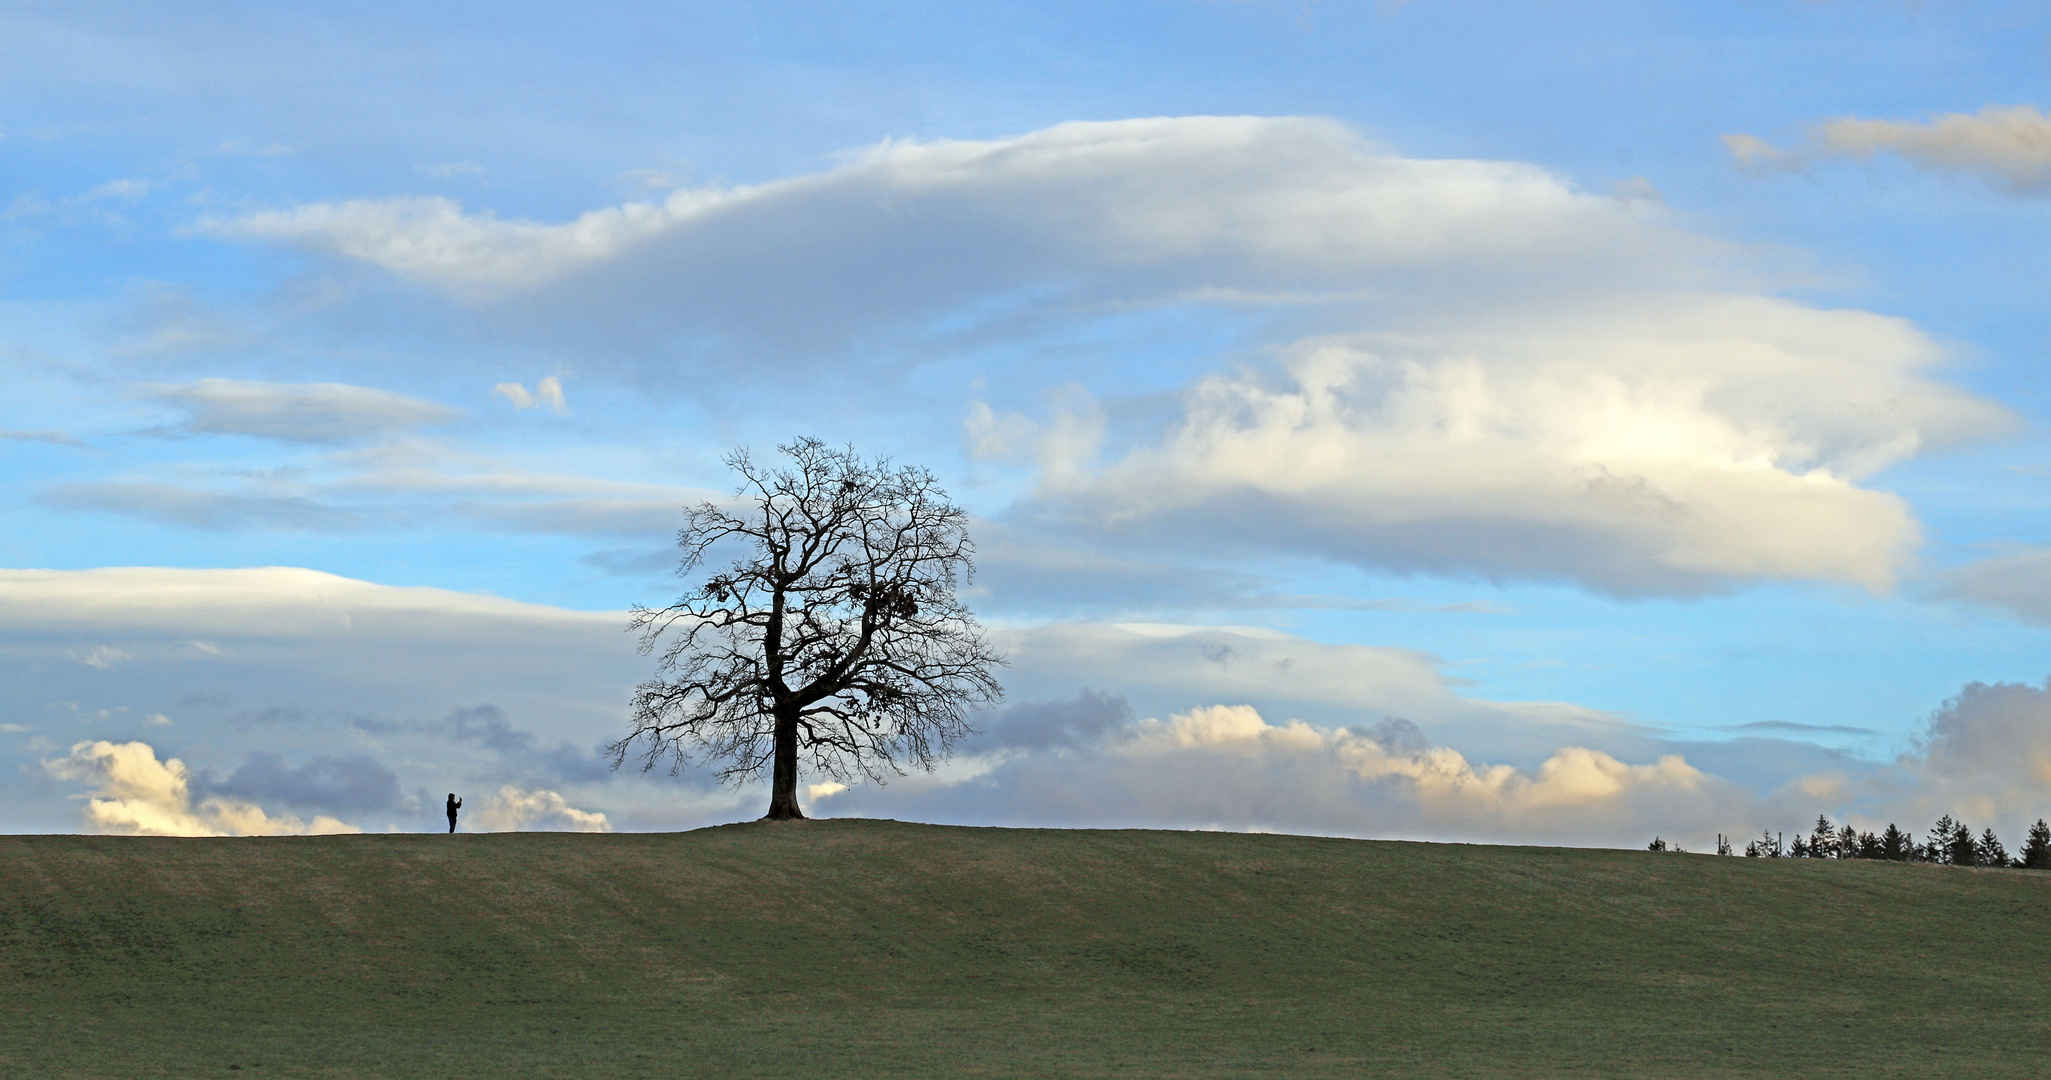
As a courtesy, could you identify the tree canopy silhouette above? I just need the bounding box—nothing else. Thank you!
[611,438,1005,820]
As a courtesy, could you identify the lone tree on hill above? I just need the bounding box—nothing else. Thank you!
[611,439,1006,820]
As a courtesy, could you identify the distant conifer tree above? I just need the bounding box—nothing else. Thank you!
[1926,815,1958,863]
[1791,834,1812,858]
[1949,821,1979,867]
[1646,837,1666,851]
[2021,820,2051,870]
[1716,833,1733,856]
[1880,824,1913,861]
[1809,815,1836,859]
[1836,823,1861,859]
[1978,828,2009,868]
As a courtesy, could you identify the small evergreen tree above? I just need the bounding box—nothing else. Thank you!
[1949,821,1979,867]
[1857,831,1882,859]
[1880,823,1913,861]
[2021,819,2051,870]
[1836,823,1861,859]
[1810,815,1837,859]
[1978,828,2009,868]
[1716,833,1733,857]
[1925,815,1958,863]
[1791,834,1812,858]
[1647,836,1667,852]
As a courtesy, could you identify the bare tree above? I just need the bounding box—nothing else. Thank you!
[611,438,1005,820]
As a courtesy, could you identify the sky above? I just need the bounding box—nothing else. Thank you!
[5,0,2051,847]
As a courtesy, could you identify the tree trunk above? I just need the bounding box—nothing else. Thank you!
[762,706,806,820]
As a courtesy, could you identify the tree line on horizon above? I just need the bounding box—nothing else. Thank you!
[1648,815,2051,869]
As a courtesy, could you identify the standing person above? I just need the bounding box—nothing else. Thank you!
[446,793,462,834]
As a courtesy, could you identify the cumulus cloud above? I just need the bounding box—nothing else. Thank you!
[1854,679,2051,837]
[836,684,2051,849]
[138,378,461,443]
[45,740,360,836]
[1015,297,2004,595]
[469,785,611,832]
[1726,105,2051,193]
[835,703,1751,847]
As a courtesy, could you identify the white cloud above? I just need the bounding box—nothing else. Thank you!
[835,703,1753,847]
[1726,105,2051,193]
[0,565,619,637]
[192,115,2008,594]
[138,378,461,443]
[205,116,1691,347]
[470,785,611,832]
[1018,296,2003,595]
[492,375,568,414]
[44,739,360,836]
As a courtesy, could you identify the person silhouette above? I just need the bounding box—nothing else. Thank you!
[446,793,462,834]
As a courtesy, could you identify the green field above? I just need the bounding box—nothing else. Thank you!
[2,819,2047,1078]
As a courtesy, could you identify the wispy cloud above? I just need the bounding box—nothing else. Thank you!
[1726,105,2051,193]
[137,378,461,444]
[0,428,87,448]
[492,375,568,414]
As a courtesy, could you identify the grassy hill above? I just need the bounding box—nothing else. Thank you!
[2,820,2048,1079]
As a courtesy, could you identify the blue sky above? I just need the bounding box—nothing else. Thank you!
[5,0,2051,844]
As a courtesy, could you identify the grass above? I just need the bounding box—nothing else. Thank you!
[2,819,2048,1078]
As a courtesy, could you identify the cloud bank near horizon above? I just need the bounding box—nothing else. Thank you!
[11,564,2047,847]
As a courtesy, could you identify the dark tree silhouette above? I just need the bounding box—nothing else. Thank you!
[2021,819,2051,870]
[1925,815,1958,863]
[611,439,1006,820]
[1948,820,1979,867]
[1880,823,1914,862]
[1808,815,1836,859]
[1978,828,2009,868]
